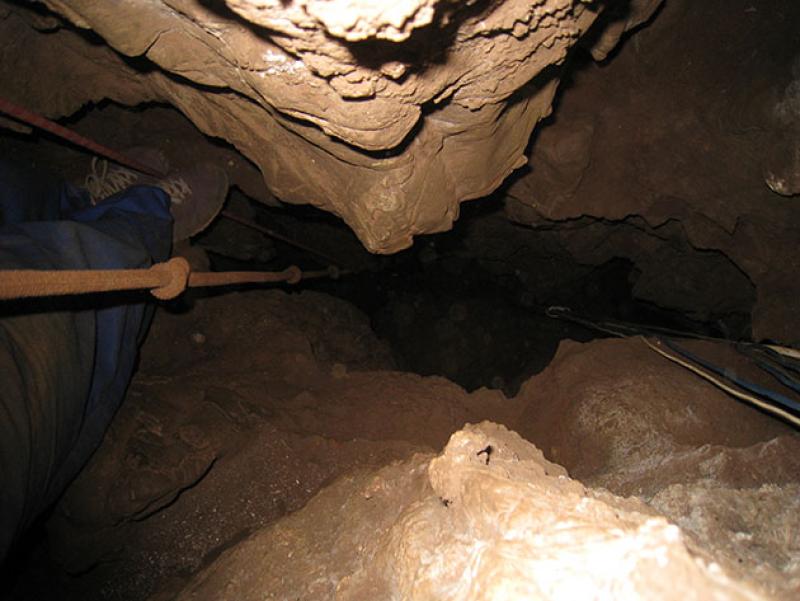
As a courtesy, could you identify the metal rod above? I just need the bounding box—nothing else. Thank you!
[220,210,341,267]
[0,96,167,177]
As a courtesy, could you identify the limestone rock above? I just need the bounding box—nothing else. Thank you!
[169,422,769,600]
[504,0,800,342]
[764,57,800,197]
[514,337,800,599]
[1,0,659,252]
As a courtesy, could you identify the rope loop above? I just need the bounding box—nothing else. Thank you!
[149,257,191,300]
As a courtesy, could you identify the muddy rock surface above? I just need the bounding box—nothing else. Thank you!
[169,422,769,601]
[33,289,518,601]
[515,338,800,599]
[0,0,659,252]
[11,291,795,600]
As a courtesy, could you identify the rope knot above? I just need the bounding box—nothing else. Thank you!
[149,257,191,300]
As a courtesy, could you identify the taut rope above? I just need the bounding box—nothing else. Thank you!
[0,258,340,301]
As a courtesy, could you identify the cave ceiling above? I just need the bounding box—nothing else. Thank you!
[0,0,660,252]
[5,0,800,343]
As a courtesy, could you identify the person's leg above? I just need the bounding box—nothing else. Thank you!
[0,172,172,561]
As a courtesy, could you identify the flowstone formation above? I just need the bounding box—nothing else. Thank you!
[169,422,769,601]
[0,0,659,252]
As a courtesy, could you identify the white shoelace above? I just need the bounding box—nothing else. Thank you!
[84,158,192,205]
[84,158,138,204]
[160,176,192,205]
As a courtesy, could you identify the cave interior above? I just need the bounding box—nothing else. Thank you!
[0,0,799,599]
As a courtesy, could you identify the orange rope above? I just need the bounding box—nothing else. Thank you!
[0,258,340,301]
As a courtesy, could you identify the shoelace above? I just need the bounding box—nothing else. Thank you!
[84,158,139,204]
[84,158,193,205]
[160,176,192,205]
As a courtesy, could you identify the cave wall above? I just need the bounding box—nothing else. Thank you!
[0,0,659,253]
[506,0,800,342]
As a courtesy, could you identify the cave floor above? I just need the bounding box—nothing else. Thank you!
[3,284,799,600]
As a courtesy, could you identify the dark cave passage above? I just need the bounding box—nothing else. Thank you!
[198,186,755,397]
[2,98,754,400]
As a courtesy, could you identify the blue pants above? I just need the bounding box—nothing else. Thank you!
[0,160,172,561]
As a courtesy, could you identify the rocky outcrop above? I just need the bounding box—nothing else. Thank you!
[0,0,658,252]
[168,422,770,601]
[514,337,800,599]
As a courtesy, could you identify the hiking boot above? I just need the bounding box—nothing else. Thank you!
[167,162,229,242]
[83,148,229,241]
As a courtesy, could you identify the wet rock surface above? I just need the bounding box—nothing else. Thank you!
[0,0,658,252]
[2,0,795,345]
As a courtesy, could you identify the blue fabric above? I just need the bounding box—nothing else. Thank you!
[0,160,172,561]
[0,160,88,223]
